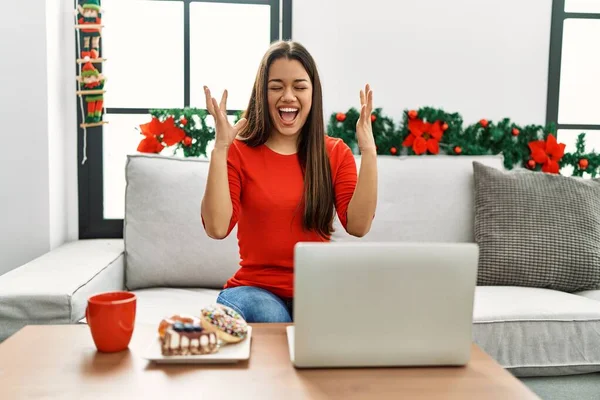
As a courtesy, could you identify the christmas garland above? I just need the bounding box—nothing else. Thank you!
[135,107,600,178]
[328,107,600,177]
[137,108,242,158]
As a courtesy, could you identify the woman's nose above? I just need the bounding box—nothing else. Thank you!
[282,87,296,102]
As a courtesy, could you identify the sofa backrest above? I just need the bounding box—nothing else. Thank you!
[124,153,504,290]
[332,155,505,243]
[124,155,240,290]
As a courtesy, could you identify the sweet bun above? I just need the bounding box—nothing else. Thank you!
[200,304,248,344]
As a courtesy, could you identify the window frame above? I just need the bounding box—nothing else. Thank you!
[546,0,600,130]
[77,0,293,239]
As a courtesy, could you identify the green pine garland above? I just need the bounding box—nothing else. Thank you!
[327,106,599,177]
[140,106,599,178]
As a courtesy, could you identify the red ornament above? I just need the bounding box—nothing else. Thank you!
[454,146,462,154]
[512,128,520,136]
[527,159,536,169]
[183,136,193,147]
[408,110,418,119]
[180,117,188,126]
[390,147,398,155]
[480,119,489,128]
[528,134,566,174]
[442,123,449,131]
[579,159,589,170]
[336,112,346,122]
[371,114,376,122]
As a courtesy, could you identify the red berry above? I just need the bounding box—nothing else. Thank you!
[454,146,462,154]
[408,110,418,119]
[527,159,536,169]
[371,114,376,122]
[442,123,449,131]
[579,159,589,170]
[512,128,520,136]
[390,147,398,155]
[183,136,192,146]
[180,117,188,126]
[480,119,489,128]
[336,113,346,122]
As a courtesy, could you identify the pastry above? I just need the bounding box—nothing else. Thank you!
[158,314,200,339]
[160,322,219,356]
[200,304,249,344]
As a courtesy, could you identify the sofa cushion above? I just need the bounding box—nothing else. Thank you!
[473,286,600,377]
[0,240,125,341]
[130,287,220,325]
[124,154,240,290]
[332,155,505,242]
[575,289,600,302]
[473,162,600,292]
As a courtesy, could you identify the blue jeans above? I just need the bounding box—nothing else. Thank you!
[216,286,293,323]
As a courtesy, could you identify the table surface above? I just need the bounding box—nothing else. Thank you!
[0,324,539,399]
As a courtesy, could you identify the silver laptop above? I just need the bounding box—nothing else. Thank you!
[287,242,478,368]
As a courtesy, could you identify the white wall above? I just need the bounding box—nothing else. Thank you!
[0,1,51,275]
[293,0,552,125]
[46,0,78,249]
[0,0,77,276]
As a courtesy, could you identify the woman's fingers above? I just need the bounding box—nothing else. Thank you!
[360,89,365,107]
[211,97,226,125]
[219,90,228,115]
[204,86,216,117]
[367,88,373,116]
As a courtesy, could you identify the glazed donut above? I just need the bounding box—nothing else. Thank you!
[158,314,201,338]
[200,304,248,344]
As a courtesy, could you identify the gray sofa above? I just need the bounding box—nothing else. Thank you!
[1,153,599,399]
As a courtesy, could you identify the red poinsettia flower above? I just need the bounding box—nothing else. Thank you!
[139,116,164,138]
[137,135,164,153]
[402,119,444,155]
[528,134,565,174]
[161,116,186,146]
[137,116,186,153]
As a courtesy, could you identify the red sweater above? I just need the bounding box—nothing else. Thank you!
[213,136,357,298]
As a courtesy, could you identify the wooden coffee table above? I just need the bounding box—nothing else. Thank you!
[0,324,539,399]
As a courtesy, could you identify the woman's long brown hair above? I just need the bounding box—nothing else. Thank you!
[238,41,334,238]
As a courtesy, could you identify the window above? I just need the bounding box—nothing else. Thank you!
[547,0,600,170]
[77,0,293,238]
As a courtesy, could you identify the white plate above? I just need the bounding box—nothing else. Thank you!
[142,326,252,364]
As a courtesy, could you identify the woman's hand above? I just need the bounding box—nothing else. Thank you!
[204,86,248,149]
[356,84,376,154]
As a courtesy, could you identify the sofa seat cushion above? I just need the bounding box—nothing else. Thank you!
[576,289,600,302]
[130,287,220,326]
[473,286,600,377]
[0,240,125,342]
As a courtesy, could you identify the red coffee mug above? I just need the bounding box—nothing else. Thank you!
[86,291,137,353]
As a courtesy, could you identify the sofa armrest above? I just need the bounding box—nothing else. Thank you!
[0,239,125,342]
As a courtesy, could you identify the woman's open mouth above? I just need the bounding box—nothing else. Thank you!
[278,107,299,126]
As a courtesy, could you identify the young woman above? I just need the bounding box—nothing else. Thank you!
[201,41,377,323]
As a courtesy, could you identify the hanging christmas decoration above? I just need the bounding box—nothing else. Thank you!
[75,0,106,164]
[77,0,102,60]
[78,62,105,123]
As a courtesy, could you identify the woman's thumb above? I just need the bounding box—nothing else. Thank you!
[233,118,248,132]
